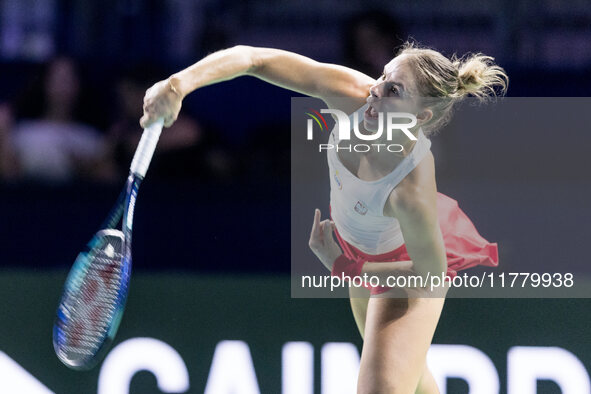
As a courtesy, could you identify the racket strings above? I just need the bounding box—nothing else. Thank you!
[57,239,126,362]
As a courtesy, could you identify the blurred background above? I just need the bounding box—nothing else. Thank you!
[0,0,590,393]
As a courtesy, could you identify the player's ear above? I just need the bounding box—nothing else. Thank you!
[416,108,432,125]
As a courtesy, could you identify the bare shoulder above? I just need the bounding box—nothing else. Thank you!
[386,152,437,221]
[314,61,375,111]
[316,64,374,97]
[321,69,375,113]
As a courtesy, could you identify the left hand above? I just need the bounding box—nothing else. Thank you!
[308,209,342,271]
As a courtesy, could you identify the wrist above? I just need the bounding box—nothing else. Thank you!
[168,74,188,99]
[326,251,342,270]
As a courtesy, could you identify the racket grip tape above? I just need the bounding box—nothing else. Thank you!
[130,118,164,178]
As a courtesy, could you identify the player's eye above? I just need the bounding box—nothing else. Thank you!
[390,85,399,96]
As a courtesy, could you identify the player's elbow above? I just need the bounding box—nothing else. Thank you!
[243,46,279,76]
[231,45,258,74]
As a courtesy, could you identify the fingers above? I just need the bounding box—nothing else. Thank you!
[321,219,333,239]
[164,114,178,128]
[309,209,320,243]
[309,209,337,251]
[140,102,177,129]
[320,219,337,252]
[308,209,343,269]
[139,79,182,129]
[139,113,152,129]
[140,95,158,128]
[315,208,321,226]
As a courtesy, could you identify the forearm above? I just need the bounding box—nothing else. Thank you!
[361,260,447,278]
[331,256,415,279]
[331,256,443,290]
[170,45,256,98]
[362,260,446,282]
[170,45,373,101]
[361,260,414,278]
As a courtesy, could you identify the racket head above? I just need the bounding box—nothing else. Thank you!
[53,228,132,370]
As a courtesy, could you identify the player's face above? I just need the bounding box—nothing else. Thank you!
[364,55,420,132]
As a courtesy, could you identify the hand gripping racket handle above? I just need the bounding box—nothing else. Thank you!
[130,118,164,178]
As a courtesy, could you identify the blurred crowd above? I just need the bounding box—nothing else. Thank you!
[0,10,405,185]
[0,56,236,184]
[2,0,591,185]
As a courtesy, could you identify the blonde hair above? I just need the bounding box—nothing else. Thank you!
[398,42,508,134]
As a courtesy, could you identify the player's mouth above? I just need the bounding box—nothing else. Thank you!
[364,105,378,120]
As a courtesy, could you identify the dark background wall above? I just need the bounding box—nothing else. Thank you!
[0,0,590,274]
[0,2,590,393]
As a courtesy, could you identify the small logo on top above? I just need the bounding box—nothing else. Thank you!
[354,201,368,215]
[334,170,342,190]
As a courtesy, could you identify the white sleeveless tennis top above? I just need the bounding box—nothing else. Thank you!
[327,106,432,255]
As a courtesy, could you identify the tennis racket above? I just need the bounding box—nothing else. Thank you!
[53,118,164,370]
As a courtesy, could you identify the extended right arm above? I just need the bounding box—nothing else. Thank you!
[140,45,375,127]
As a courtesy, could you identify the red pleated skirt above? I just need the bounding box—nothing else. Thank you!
[333,192,499,295]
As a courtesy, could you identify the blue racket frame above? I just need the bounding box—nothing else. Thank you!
[54,118,162,370]
[53,174,142,370]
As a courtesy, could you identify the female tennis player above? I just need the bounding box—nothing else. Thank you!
[141,43,507,394]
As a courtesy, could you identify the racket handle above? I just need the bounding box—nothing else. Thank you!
[130,118,164,178]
